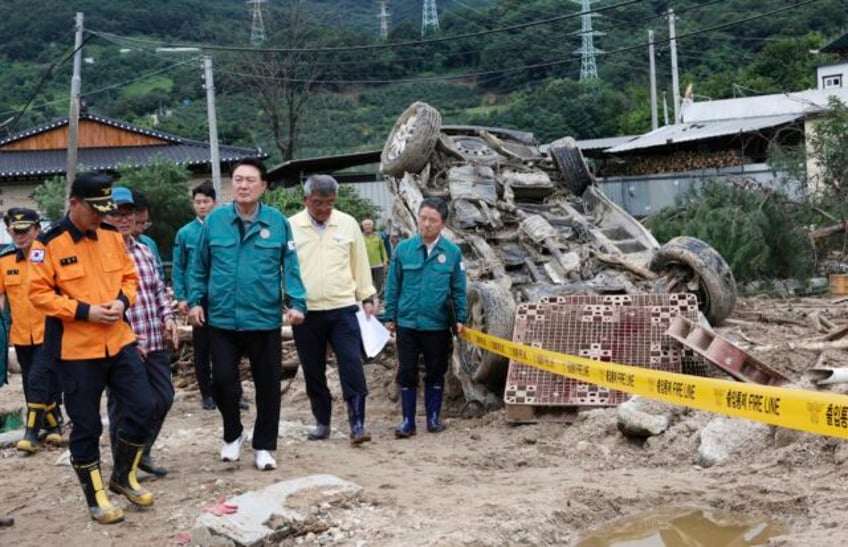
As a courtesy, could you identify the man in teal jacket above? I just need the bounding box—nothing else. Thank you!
[188,159,306,471]
[384,197,467,437]
[172,181,218,410]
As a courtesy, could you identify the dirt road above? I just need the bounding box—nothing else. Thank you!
[1,296,847,546]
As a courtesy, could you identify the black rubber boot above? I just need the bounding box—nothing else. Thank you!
[394,387,417,439]
[347,394,372,445]
[425,382,446,433]
[16,404,46,454]
[307,423,331,440]
[138,448,168,477]
[72,460,124,524]
[109,437,154,506]
[43,403,65,446]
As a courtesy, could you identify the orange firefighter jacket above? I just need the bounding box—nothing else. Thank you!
[0,247,45,346]
[29,218,138,360]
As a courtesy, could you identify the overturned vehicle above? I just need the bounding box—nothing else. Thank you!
[379,102,737,409]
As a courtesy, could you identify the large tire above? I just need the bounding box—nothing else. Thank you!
[549,136,593,196]
[380,102,441,177]
[455,281,516,392]
[649,236,737,325]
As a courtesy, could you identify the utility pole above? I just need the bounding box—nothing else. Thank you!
[203,56,222,198]
[66,11,84,194]
[648,30,658,130]
[668,8,680,124]
[249,0,267,46]
[573,0,603,81]
[378,1,390,40]
[662,91,669,126]
[422,0,440,37]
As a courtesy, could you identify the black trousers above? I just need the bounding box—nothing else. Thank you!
[108,349,174,455]
[209,327,281,450]
[292,305,368,426]
[192,322,213,400]
[59,344,153,463]
[396,327,453,388]
[370,266,385,295]
[15,343,61,407]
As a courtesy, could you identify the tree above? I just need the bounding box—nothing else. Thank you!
[221,1,326,161]
[645,182,815,283]
[116,158,195,258]
[264,184,380,221]
[807,97,848,209]
[32,176,66,220]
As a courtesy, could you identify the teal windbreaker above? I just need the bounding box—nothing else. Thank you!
[384,234,467,331]
[188,203,307,330]
[171,218,203,303]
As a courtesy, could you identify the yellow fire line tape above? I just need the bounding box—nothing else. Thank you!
[459,327,848,440]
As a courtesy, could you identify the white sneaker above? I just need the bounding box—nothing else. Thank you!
[220,433,246,462]
[254,450,277,471]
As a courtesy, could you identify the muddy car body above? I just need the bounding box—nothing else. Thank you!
[380,102,737,409]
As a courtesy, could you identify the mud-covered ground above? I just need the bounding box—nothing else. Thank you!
[2,296,848,546]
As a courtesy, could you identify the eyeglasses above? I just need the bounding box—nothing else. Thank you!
[137,220,153,230]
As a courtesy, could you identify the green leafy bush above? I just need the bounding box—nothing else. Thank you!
[264,185,381,222]
[32,176,66,220]
[645,182,815,283]
[115,158,195,258]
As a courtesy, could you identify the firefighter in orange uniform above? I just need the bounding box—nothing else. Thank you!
[29,173,154,525]
[0,208,64,454]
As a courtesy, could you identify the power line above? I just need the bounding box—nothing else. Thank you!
[0,56,202,121]
[210,0,822,86]
[6,35,95,133]
[87,0,644,54]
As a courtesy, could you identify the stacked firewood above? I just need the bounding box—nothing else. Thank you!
[602,149,743,177]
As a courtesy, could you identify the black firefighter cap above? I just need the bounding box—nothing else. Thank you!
[70,172,116,214]
[4,207,39,230]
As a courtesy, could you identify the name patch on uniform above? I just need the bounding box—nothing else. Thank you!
[259,228,271,239]
[29,249,45,263]
[60,256,79,266]
[6,269,19,275]
[287,240,296,251]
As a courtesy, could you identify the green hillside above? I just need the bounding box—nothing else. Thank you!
[0,0,845,163]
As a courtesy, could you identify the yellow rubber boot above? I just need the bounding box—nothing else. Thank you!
[43,403,65,445]
[109,437,154,507]
[16,403,46,455]
[72,461,124,524]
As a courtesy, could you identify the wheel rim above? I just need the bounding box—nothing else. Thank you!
[386,112,420,161]
[460,290,487,376]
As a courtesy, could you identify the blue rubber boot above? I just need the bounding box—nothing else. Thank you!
[347,394,372,445]
[425,382,446,433]
[395,387,417,438]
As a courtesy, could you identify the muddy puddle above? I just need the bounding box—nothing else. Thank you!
[577,506,788,546]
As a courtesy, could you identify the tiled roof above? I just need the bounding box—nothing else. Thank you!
[822,32,848,54]
[0,113,267,178]
[0,112,181,147]
[0,141,266,178]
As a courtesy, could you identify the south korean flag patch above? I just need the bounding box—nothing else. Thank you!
[29,248,45,263]
[460,261,466,271]
[287,240,297,251]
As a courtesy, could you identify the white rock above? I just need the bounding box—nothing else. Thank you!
[697,417,770,467]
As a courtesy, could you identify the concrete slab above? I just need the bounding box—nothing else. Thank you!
[196,474,362,546]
